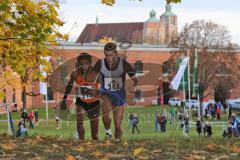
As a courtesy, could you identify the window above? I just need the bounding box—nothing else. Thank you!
[217,62,228,75]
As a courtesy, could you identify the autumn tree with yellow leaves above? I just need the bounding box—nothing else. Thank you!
[0,0,67,108]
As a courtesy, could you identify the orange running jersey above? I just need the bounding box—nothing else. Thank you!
[75,74,100,103]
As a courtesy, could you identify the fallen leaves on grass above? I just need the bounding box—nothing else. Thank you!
[91,150,104,158]
[229,145,240,153]
[73,146,85,152]
[65,154,76,160]
[206,143,224,150]
[133,147,145,157]
[0,143,17,151]
[213,154,229,160]
[152,149,162,154]
[184,154,206,160]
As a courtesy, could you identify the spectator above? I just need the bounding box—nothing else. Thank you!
[131,114,140,134]
[227,118,233,138]
[205,121,212,137]
[34,109,39,127]
[216,106,221,120]
[170,107,176,125]
[210,104,216,120]
[222,129,228,138]
[222,102,227,113]
[128,113,134,129]
[204,107,208,118]
[28,110,35,129]
[178,109,183,122]
[196,118,202,136]
[154,113,160,132]
[217,101,222,110]
[183,115,189,137]
[21,109,28,126]
[56,115,61,130]
[159,115,167,132]
[16,120,28,137]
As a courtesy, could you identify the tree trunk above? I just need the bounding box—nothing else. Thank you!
[22,86,27,109]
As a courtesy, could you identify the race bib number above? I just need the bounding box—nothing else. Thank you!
[104,78,123,91]
[76,86,93,99]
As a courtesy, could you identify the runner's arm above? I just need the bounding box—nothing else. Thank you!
[123,59,139,89]
[62,72,75,100]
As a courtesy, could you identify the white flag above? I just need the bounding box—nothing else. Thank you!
[39,81,47,95]
[169,57,189,90]
[39,56,51,95]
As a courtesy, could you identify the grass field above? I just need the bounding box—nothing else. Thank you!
[0,105,229,140]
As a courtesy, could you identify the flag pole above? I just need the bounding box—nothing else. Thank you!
[46,76,48,127]
[187,50,191,119]
[182,53,186,114]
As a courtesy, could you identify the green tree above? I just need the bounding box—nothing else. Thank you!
[0,0,67,108]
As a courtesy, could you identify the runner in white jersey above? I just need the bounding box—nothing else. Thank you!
[93,42,139,140]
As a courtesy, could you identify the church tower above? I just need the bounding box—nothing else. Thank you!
[143,9,161,44]
[159,4,178,44]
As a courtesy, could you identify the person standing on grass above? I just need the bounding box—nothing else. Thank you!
[28,110,35,129]
[216,106,221,120]
[21,109,28,127]
[154,112,160,132]
[159,114,167,132]
[55,114,61,130]
[196,118,202,136]
[170,106,176,125]
[205,121,212,137]
[34,109,39,127]
[128,113,134,129]
[61,53,101,140]
[131,114,140,134]
[93,42,138,140]
[183,114,189,137]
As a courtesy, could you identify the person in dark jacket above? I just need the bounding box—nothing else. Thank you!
[21,109,28,127]
[159,115,167,132]
[196,118,202,136]
[205,121,212,137]
[131,114,140,134]
[34,109,39,127]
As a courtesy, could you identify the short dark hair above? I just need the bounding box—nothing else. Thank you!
[77,52,92,64]
[104,42,117,52]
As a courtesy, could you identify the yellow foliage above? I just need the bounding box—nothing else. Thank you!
[133,147,145,157]
[65,154,75,160]
[92,150,104,158]
[0,143,17,151]
[73,146,85,152]
[229,145,240,153]
[122,140,129,148]
[98,36,116,44]
[0,92,5,101]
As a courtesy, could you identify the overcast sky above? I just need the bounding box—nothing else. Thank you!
[58,0,240,44]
